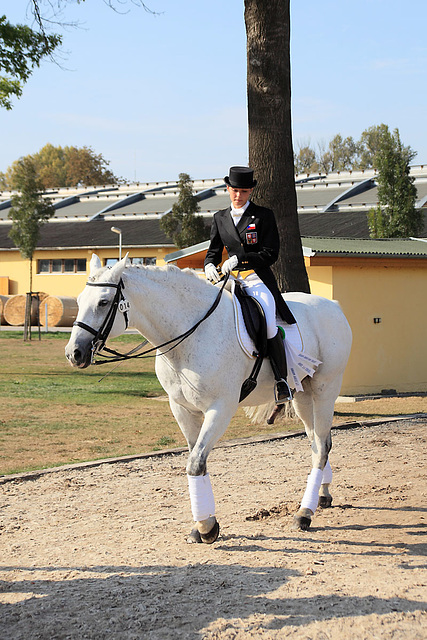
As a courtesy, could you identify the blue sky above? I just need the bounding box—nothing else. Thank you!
[1,0,426,182]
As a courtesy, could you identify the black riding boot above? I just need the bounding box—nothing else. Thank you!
[267,331,292,404]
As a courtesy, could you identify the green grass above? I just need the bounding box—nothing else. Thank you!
[0,331,425,476]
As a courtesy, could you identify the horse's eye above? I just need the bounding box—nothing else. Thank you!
[99,299,109,307]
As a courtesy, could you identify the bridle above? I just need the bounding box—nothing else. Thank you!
[73,272,229,366]
[73,278,131,363]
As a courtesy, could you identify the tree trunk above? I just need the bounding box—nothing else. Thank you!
[244,0,310,293]
[24,256,34,340]
[29,256,33,294]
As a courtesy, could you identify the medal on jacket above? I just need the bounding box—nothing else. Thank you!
[246,222,257,244]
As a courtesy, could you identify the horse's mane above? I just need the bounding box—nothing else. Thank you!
[90,261,207,285]
[134,263,200,278]
[124,262,212,291]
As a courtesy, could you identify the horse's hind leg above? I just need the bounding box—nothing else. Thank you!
[318,458,333,508]
[292,381,336,530]
[291,388,319,530]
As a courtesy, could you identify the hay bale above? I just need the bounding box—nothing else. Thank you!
[4,293,48,326]
[0,295,11,325]
[4,295,31,326]
[39,296,78,327]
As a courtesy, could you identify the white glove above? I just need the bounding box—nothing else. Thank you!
[221,254,238,275]
[204,263,221,284]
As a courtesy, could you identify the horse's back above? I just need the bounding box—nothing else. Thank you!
[283,291,348,322]
[283,292,352,376]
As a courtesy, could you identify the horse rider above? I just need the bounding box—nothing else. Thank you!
[204,165,295,404]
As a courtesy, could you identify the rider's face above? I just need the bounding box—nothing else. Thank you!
[227,185,253,209]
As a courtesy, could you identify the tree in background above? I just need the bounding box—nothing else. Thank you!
[367,127,422,238]
[294,124,417,174]
[160,173,209,249]
[2,144,120,189]
[0,15,60,110]
[317,134,358,173]
[294,143,319,175]
[8,157,54,293]
[357,124,390,170]
[64,145,120,186]
[245,0,310,293]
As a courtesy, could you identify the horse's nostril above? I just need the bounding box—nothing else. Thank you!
[74,349,82,361]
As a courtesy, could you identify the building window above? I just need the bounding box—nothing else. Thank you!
[37,259,87,274]
[52,260,62,273]
[64,259,75,273]
[130,257,156,266]
[38,259,50,273]
[104,257,156,267]
[76,259,86,272]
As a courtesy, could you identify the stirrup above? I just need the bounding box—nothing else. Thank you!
[274,378,292,404]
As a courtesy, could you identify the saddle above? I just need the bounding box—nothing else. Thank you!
[233,282,268,402]
[229,280,322,409]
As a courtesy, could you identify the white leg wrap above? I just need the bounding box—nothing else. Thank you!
[187,473,215,522]
[322,459,333,485]
[301,468,323,513]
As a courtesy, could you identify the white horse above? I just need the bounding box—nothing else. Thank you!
[65,254,352,543]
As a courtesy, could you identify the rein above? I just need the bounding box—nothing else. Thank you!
[74,272,229,366]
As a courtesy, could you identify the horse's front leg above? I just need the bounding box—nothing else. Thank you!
[169,397,236,544]
[168,398,214,541]
[185,402,237,544]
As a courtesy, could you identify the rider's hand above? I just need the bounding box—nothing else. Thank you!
[221,255,238,275]
[204,263,221,284]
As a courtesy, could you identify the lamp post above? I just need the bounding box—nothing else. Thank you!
[111,226,122,260]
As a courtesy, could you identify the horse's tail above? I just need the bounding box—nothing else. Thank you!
[244,401,296,425]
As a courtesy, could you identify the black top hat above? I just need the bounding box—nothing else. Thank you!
[224,166,257,189]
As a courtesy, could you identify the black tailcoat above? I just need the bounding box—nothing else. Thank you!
[204,202,295,324]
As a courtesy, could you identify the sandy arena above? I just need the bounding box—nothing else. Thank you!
[0,417,426,639]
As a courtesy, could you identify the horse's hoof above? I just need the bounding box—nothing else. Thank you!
[200,521,220,544]
[187,528,202,544]
[292,514,311,531]
[319,495,333,509]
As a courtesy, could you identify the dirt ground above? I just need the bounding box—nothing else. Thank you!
[0,417,426,640]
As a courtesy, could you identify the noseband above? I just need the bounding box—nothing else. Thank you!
[73,278,130,361]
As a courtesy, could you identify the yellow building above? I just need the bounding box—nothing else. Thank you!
[303,237,427,395]
[0,244,172,298]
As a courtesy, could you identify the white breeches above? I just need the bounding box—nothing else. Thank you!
[238,274,278,339]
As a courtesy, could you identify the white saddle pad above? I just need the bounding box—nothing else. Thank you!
[231,291,322,393]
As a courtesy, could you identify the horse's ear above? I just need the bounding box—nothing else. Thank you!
[109,253,129,282]
[89,254,102,276]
